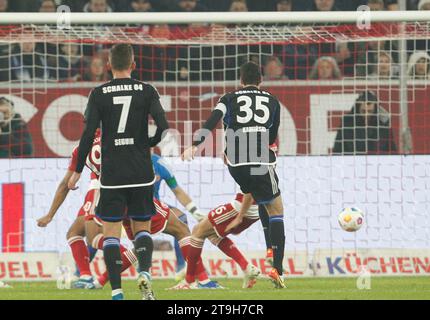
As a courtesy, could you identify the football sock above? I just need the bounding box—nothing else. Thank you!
[103,237,122,291]
[68,236,91,277]
[258,205,272,249]
[174,214,188,271]
[179,236,209,282]
[269,215,285,275]
[98,248,137,287]
[134,231,153,273]
[185,237,204,284]
[217,237,249,271]
[93,234,128,253]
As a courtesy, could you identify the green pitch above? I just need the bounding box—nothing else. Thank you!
[1,277,430,300]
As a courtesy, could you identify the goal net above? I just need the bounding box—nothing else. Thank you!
[1,11,430,279]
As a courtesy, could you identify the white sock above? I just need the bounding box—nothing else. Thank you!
[112,289,123,297]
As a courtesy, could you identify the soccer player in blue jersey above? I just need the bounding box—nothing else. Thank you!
[151,151,205,280]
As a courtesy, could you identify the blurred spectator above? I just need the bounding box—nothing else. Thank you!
[356,40,398,77]
[39,0,56,12]
[309,56,342,80]
[333,91,397,155]
[418,0,430,10]
[0,97,33,158]
[83,0,113,12]
[130,0,153,11]
[367,0,385,10]
[263,56,287,80]
[276,0,292,11]
[369,51,398,79]
[312,0,339,11]
[0,0,8,12]
[408,51,430,79]
[10,43,49,82]
[176,0,207,12]
[229,0,248,11]
[53,43,84,81]
[386,0,399,10]
[82,55,110,81]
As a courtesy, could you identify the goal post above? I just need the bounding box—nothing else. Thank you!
[1,11,430,278]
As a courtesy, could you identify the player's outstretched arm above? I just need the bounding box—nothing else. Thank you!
[181,104,224,161]
[181,145,198,161]
[37,170,73,227]
[172,186,205,221]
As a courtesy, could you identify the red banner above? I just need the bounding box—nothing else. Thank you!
[1,83,429,157]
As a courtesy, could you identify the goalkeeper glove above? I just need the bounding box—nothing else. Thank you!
[185,202,206,221]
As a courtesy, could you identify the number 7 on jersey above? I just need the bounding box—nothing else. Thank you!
[113,96,132,133]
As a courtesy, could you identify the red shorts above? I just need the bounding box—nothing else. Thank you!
[208,203,258,238]
[122,200,170,240]
[77,189,102,226]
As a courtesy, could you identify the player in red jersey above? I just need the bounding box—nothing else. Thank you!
[172,193,262,290]
[37,129,137,289]
[86,198,221,290]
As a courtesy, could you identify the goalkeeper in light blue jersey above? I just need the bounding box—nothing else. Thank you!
[151,152,205,280]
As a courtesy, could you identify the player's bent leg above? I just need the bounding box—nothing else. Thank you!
[66,216,92,285]
[209,235,260,289]
[180,218,214,287]
[263,195,286,289]
[164,214,218,288]
[72,220,103,289]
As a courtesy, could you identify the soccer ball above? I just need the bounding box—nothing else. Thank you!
[338,207,364,232]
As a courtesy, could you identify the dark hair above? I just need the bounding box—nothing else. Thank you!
[240,61,262,86]
[109,44,134,71]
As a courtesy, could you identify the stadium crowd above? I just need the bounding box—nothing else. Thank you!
[0,0,429,82]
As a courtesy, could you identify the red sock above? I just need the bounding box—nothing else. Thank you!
[185,237,204,284]
[68,236,91,277]
[98,248,137,287]
[179,237,209,282]
[217,237,249,271]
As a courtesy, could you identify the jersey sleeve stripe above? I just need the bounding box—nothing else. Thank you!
[214,102,227,115]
